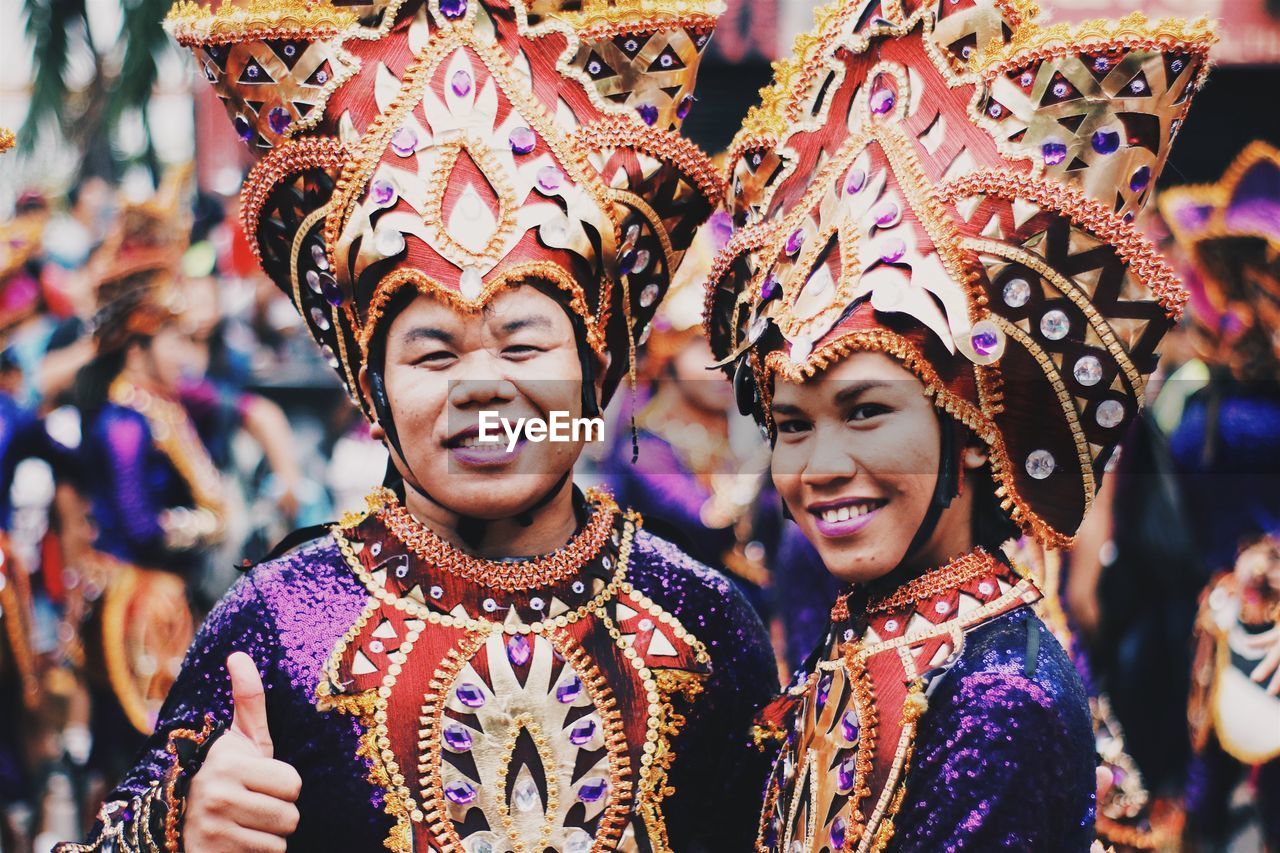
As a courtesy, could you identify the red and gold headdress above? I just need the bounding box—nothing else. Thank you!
[92,167,192,353]
[704,0,1214,546]
[1159,141,1280,331]
[166,0,724,412]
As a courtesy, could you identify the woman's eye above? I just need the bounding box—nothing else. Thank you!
[775,419,812,435]
[847,403,890,422]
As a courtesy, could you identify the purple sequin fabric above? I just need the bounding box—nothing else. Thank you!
[891,607,1096,851]
[60,526,778,850]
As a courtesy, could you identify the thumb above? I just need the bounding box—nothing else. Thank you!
[227,651,273,757]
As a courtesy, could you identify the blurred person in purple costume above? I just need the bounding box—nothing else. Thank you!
[57,1,779,851]
[702,0,1213,848]
[1161,142,1280,851]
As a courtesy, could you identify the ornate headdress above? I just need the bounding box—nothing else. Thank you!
[0,128,13,154]
[92,167,192,353]
[704,0,1214,546]
[166,0,724,415]
[1159,141,1280,331]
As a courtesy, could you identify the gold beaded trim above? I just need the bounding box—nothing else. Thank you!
[165,0,358,46]
[940,171,1187,317]
[241,137,347,263]
[373,487,619,593]
[0,128,13,153]
[864,547,1002,616]
[975,11,1215,82]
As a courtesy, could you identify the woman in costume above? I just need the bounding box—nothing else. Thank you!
[702,0,1212,848]
[72,175,217,780]
[1160,142,1280,850]
[59,1,777,850]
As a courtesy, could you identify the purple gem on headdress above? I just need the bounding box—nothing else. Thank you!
[760,274,780,301]
[677,95,694,119]
[1130,78,1147,94]
[1129,166,1151,192]
[440,0,467,19]
[845,167,866,195]
[1093,56,1109,72]
[578,777,608,803]
[267,107,292,135]
[556,675,582,703]
[390,126,418,157]
[536,165,564,193]
[970,328,1000,357]
[568,718,597,746]
[506,635,531,666]
[450,69,472,97]
[315,69,329,84]
[233,115,254,142]
[836,756,857,793]
[443,723,473,752]
[1091,129,1121,155]
[637,104,659,126]
[1123,212,1135,223]
[444,780,477,804]
[869,87,895,115]
[841,710,860,743]
[246,64,260,80]
[830,817,848,849]
[1112,766,1127,786]
[880,238,906,264]
[1041,142,1067,166]
[509,126,536,154]
[370,179,396,207]
[321,278,343,307]
[784,229,804,256]
[817,672,832,709]
[456,682,486,708]
[874,201,900,227]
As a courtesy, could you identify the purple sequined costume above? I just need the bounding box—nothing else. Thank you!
[754,550,1095,852]
[59,495,778,852]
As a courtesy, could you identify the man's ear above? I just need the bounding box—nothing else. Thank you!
[357,365,386,442]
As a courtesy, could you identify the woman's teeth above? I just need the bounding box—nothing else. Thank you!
[455,435,506,450]
[819,502,879,524]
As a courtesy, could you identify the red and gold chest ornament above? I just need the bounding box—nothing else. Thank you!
[703,0,1214,548]
[754,548,1039,852]
[317,488,711,851]
[166,0,724,409]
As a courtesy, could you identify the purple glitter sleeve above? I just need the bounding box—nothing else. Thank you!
[891,608,1096,852]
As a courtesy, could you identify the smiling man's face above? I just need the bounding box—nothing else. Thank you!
[367,283,598,520]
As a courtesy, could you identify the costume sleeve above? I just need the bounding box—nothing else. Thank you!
[890,634,1096,851]
[55,573,282,852]
[670,559,780,850]
[97,411,170,565]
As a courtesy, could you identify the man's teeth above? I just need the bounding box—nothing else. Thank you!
[820,503,878,524]
[455,435,506,450]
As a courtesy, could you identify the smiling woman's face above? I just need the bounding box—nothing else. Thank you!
[770,350,975,584]
[364,284,597,520]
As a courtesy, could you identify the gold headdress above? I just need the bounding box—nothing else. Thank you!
[166,0,725,412]
[704,0,1214,546]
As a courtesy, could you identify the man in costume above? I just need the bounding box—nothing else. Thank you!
[58,1,777,850]
[1161,141,1280,851]
[702,0,1212,848]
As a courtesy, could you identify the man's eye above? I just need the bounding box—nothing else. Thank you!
[502,344,543,358]
[415,351,456,366]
